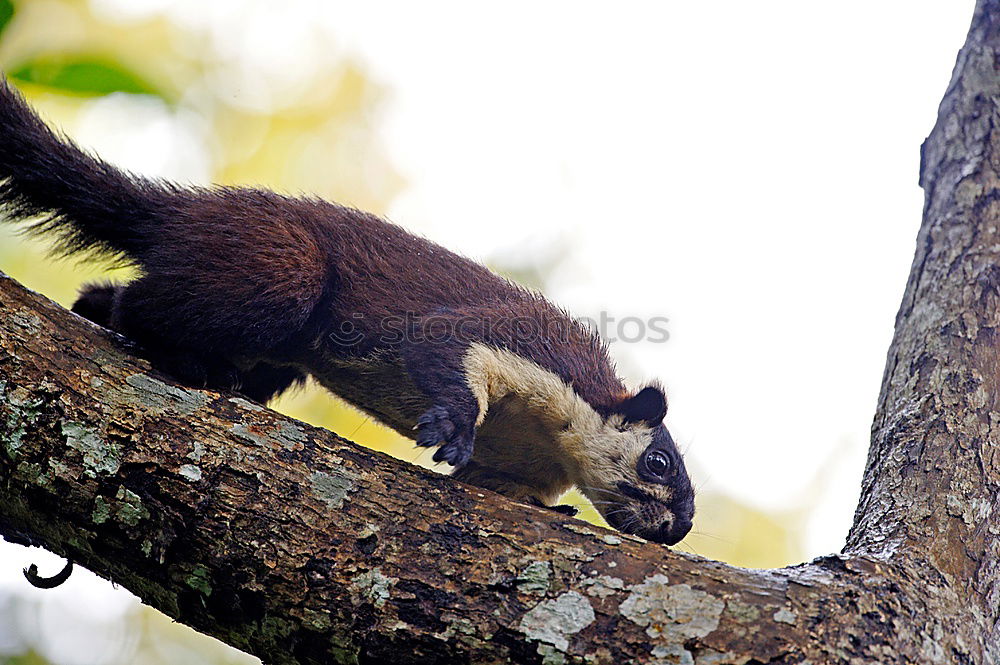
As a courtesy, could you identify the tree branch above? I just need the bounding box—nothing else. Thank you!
[1,3,999,662]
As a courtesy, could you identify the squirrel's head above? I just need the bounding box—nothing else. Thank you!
[571,385,694,545]
[461,343,694,544]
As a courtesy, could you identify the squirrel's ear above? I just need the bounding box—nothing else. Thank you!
[615,385,667,426]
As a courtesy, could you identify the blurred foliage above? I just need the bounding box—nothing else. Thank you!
[0,1,13,41]
[9,56,160,97]
[4,655,47,665]
[0,1,807,663]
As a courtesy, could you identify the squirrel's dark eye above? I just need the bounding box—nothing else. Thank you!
[645,450,670,476]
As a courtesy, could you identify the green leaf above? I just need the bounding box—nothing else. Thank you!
[8,56,162,97]
[0,0,14,40]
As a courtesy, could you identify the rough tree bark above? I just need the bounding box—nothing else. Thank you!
[1,3,999,664]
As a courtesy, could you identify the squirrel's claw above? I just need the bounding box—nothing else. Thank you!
[528,496,579,517]
[24,558,74,589]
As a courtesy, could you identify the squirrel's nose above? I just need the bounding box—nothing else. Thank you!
[657,514,692,546]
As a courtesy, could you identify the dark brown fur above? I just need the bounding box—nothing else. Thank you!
[0,80,694,544]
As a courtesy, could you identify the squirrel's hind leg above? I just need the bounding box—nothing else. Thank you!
[73,279,308,404]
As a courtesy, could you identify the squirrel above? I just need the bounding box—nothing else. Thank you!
[0,80,694,545]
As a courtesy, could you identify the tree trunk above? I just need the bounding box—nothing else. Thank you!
[1,3,999,664]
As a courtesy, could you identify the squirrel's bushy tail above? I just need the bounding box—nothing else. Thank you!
[0,79,168,263]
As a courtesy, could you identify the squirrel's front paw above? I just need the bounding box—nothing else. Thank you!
[416,405,474,467]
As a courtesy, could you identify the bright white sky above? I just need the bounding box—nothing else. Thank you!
[4,0,978,581]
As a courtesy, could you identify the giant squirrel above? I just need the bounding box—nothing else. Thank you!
[0,80,694,545]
